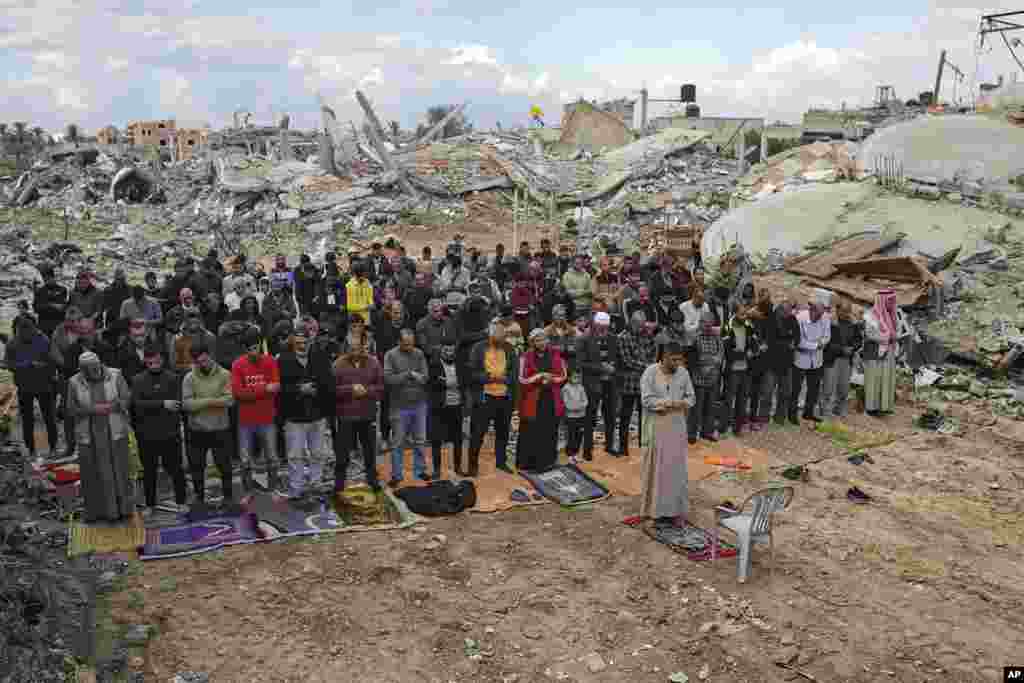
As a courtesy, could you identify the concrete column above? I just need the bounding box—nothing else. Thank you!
[760,127,768,163]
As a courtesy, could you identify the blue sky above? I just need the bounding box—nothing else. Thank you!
[1,1,1018,135]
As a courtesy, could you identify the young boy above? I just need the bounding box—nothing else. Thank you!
[562,371,588,464]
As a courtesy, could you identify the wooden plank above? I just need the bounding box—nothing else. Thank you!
[832,256,940,285]
[785,232,904,280]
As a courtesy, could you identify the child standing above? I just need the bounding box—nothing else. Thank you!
[562,371,588,464]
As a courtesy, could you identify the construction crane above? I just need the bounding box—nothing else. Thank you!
[933,49,965,106]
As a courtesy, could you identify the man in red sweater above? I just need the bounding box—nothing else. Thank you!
[231,328,281,497]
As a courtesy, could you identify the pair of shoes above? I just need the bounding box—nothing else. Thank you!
[387,478,403,488]
[687,437,697,445]
[606,446,622,456]
[417,472,432,482]
[704,433,718,443]
[582,453,593,462]
[567,455,578,465]
[788,416,800,426]
[803,414,822,423]
[496,463,514,474]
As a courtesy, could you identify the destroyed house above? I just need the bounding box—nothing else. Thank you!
[126,119,176,148]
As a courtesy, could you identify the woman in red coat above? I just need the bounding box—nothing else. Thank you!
[516,328,567,472]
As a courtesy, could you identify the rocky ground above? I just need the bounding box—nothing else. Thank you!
[85,402,1024,683]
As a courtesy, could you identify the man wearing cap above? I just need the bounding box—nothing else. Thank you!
[577,311,620,459]
[34,265,69,338]
[182,341,235,505]
[131,344,189,516]
[67,350,133,523]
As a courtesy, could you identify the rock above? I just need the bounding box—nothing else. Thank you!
[306,220,333,235]
[424,541,442,551]
[775,646,799,665]
[968,380,987,398]
[698,621,719,634]
[668,673,690,683]
[780,630,797,646]
[583,652,606,673]
[173,673,210,683]
[122,624,154,645]
[697,663,710,680]
[433,534,447,544]
[522,626,543,640]
[278,208,300,220]
[947,192,962,203]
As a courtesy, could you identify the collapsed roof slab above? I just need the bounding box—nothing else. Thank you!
[703,182,1024,263]
[859,115,1024,184]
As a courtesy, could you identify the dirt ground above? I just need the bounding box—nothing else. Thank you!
[104,399,1024,683]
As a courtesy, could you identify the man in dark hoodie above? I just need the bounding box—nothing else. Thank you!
[6,315,58,457]
[162,258,206,313]
[115,319,154,385]
[33,264,68,338]
[278,328,333,498]
[131,345,189,516]
[427,338,465,477]
[403,272,433,327]
[101,268,131,333]
[216,317,259,370]
[293,254,321,316]
[758,297,799,426]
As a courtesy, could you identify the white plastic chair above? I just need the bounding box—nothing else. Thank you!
[712,486,794,583]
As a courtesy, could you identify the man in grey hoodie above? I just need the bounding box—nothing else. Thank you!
[382,329,429,485]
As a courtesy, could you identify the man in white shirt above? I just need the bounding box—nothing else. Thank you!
[790,302,831,424]
[679,287,712,347]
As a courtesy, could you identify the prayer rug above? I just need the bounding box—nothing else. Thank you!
[642,521,737,562]
[139,511,261,560]
[68,513,145,557]
[519,464,610,507]
[247,486,417,540]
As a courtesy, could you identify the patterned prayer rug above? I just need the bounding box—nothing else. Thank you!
[642,521,738,562]
[519,464,610,507]
[139,511,260,560]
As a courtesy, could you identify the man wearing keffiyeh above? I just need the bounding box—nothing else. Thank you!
[862,289,903,415]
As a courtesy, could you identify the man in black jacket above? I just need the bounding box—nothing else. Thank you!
[758,299,799,425]
[6,315,58,457]
[115,319,153,385]
[131,345,189,516]
[278,328,333,499]
[428,339,465,476]
[33,265,68,338]
[577,312,620,459]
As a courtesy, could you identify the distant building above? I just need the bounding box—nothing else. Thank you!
[97,126,118,145]
[563,97,636,127]
[126,119,176,149]
[175,127,210,160]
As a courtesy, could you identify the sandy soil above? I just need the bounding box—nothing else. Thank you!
[102,399,1024,683]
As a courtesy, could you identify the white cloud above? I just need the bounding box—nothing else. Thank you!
[3,0,1024,133]
[445,44,497,66]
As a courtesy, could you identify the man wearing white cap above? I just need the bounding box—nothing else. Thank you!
[577,311,620,459]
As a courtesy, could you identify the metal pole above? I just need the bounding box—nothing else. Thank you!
[513,187,519,252]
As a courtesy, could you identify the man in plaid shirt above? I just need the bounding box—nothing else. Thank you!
[615,311,658,457]
[688,310,724,444]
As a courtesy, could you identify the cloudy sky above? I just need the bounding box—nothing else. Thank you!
[2,0,1022,135]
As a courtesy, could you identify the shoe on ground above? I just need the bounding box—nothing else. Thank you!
[582,454,593,462]
[688,437,697,445]
[417,472,432,482]
[846,486,871,503]
[387,478,403,488]
[704,433,718,443]
[803,414,822,423]
[788,417,800,426]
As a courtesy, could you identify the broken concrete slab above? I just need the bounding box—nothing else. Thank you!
[785,231,905,279]
[832,256,941,285]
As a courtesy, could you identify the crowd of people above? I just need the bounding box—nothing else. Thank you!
[2,234,907,526]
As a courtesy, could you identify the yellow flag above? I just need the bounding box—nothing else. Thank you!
[529,105,543,119]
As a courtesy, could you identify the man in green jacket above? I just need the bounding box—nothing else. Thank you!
[561,255,593,321]
[181,342,236,505]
